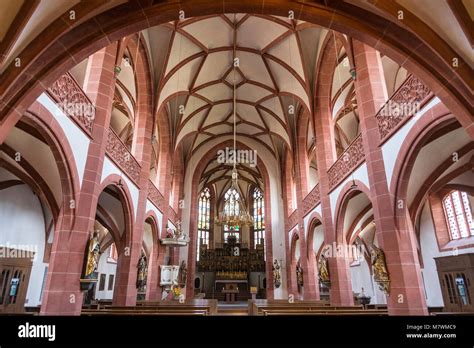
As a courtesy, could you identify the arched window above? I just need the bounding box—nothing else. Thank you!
[107,243,118,263]
[443,190,474,240]
[253,187,265,247]
[223,187,240,243]
[197,187,211,260]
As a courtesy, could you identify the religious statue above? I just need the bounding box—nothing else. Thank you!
[296,261,304,287]
[84,231,100,279]
[175,220,186,240]
[165,224,174,239]
[178,260,187,288]
[272,259,281,288]
[136,252,148,292]
[318,254,330,284]
[370,243,390,294]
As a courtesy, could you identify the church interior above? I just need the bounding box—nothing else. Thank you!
[0,0,473,325]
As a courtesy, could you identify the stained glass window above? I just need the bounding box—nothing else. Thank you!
[253,187,265,247]
[443,191,474,240]
[223,225,240,243]
[197,187,211,260]
[223,187,240,242]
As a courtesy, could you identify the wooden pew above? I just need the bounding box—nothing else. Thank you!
[136,299,218,315]
[103,305,211,315]
[248,298,389,316]
[249,299,338,316]
[82,299,218,316]
[82,308,208,316]
[261,308,388,316]
[254,305,366,316]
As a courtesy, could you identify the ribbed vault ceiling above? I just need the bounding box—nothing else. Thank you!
[143,14,325,162]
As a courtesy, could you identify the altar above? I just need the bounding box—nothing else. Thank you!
[198,239,265,301]
[215,280,248,302]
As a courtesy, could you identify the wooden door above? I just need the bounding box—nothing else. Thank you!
[441,272,472,312]
[0,251,33,313]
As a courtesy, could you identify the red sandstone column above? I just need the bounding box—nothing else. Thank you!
[169,152,184,267]
[352,40,428,315]
[282,152,298,297]
[289,255,298,297]
[313,58,354,306]
[145,245,160,300]
[307,238,320,300]
[40,43,118,315]
[113,66,154,306]
[294,119,317,299]
[185,183,199,299]
[263,180,274,300]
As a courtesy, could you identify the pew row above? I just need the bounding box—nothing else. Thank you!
[248,299,387,316]
[82,309,208,316]
[261,309,388,316]
[82,299,218,316]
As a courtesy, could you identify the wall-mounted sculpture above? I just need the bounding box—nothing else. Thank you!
[296,260,304,287]
[370,244,390,294]
[136,252,148,293]
[80,231,101,291]
[272,259,281,288]
[318,253,330,286]
[178,260,187,288]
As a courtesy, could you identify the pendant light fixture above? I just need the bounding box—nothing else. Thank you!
[215,14,253,229]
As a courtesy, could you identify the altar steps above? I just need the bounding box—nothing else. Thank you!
[217,302,249,316]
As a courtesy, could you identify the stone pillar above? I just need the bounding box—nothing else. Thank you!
[313,42,354,305]
[145,244,160,300]
[294,115,317,299]
[112,60,154,306]
[40,43,118,315]
[352,40,428,315]
[307,237,321,300]
[282,152,296,295]
[296,164,316,300]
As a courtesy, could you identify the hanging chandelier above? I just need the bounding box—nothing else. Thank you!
[215,168,254,228]
[215,18,253,230]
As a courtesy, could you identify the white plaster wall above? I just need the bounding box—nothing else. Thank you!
[350,259,387,305]
[145,200,163,230]
[382,97,441,188]
[94,245,117,300]
[38,93,90,186]
[294,239,301,260]
[303,203,322,240]
[312,225,324,253]
[101,157,140,219]
[329,163,370,222]
[350,259,373,297]
[167,221,176,230]
[0,173,48,307]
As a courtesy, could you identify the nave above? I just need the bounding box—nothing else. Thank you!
[0,1,472,323]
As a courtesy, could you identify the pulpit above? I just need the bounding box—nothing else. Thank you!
[160,265,179,286]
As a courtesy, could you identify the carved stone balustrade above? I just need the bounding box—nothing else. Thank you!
[376,74,432,142]
[148,181,164,212]
[327,134,365,190]
[168,206,178,225]
[105,128,141,185]
[287,210,299,231]
[303,184,321,215]
[47,72,95,137]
